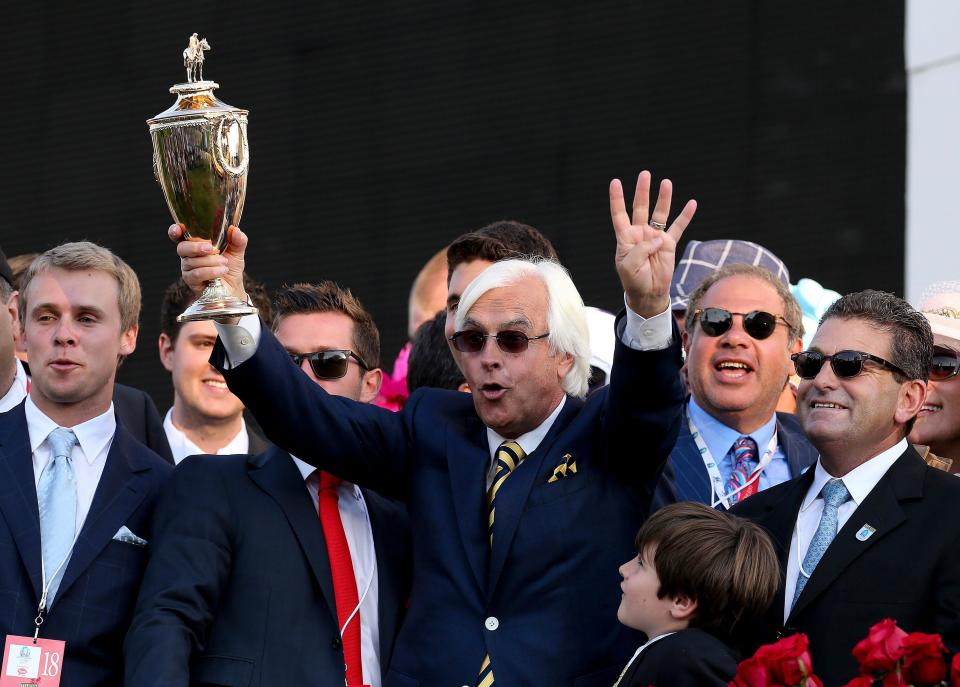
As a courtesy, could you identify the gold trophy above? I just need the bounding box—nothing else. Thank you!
[148,33,256,322]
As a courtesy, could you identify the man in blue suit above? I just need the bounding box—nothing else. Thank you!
[173,170,694,686]
[655,263,818,511]
[0,241,171,687]
[125,282,411,687]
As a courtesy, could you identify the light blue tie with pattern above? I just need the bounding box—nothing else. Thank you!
[37,427,79,605]
[792,478,851,610]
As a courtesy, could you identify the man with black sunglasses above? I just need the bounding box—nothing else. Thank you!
[653,262,818,511]
[126,282,411,687]
[731,289,960,686]
[169,169,693,686]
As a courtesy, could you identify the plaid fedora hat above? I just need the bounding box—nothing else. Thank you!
[917,281,960,344]
[669,239,791,311]
[0,246,12,288]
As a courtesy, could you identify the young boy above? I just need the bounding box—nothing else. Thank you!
[613,502,780,686]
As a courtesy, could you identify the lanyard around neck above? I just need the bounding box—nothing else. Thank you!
[687,415,779,509]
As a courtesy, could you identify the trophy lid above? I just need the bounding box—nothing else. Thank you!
[147,34,248,127]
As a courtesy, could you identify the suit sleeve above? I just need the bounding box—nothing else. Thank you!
[936,526,960,653]
[123,457,235,687]
[210,322,413,500]
[601,312,686,488]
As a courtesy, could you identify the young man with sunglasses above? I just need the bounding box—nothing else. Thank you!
[169,169,692,686]
[654,263,818,510]
[909,282,960,472]
[731,289,960,686]
[126,282,411,687]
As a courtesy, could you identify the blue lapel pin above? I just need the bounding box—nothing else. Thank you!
[855,524,876,541]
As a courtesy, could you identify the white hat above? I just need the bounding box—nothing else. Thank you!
[917,281,960,343]
[585,307,616,383]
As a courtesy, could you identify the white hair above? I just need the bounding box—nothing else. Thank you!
[455,258,591,398]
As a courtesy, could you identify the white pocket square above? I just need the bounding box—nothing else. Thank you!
[113,525,147,547]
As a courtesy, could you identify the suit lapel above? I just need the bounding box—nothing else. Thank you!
[365,490,403,666]
[789,450,918,620]
[247,448,338,621]
[0,404,43,600]
[56,426,155,602]
[487,397,582,597]
[670,414,714,505]
[752,468,815,617]
[446,416,490,593]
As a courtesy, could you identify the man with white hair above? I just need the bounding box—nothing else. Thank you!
[172,170,694,686]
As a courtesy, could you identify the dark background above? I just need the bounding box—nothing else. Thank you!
[0,1,905,409]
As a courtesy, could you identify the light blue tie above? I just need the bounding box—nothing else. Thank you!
[37,428,79,606]
[792,478,851,609]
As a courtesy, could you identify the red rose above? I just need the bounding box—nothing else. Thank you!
[951,653,960,687]
[729,655,772,687]
[841,677,873,687]
[882,671,907,686]
[852,619,908,674]
[900,633,946,686]
[755,634,814,685]
[802,677,824,687]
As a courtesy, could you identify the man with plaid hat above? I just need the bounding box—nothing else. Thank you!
[0,245,30,412]
[655,240,818,511]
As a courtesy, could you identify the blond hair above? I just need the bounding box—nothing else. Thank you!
[20,241,141,333]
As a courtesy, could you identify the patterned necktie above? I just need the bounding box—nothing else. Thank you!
[726,436,759,505]
[318,472,364,686]
[792,478,851,610]
[37,427,78,606]
[477,440,526,687]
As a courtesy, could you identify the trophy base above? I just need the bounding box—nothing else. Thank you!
[177,278,258,322]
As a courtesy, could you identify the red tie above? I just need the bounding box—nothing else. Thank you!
[318,472,364,686]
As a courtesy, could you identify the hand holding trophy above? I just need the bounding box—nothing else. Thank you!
[148,33,256,322]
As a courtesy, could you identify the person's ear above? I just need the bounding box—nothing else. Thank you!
[158,333,175,372]
[895,378,927,427]
[457,381,471,393]
[669,593,698,622]
[359,368,383,404]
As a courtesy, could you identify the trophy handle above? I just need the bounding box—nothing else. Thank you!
[213,115,249,178]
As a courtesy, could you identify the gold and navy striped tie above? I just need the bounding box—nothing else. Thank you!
[477,440,526,687]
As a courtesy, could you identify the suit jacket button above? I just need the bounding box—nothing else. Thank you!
[485,616,499,631]
[331,637,342,650]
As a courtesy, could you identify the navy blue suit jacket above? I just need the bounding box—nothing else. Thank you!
[616,629,739,687]
[0,402,172,687]
[210,317,686,686]
[732,447,960,687]
[653,408,818,510]
[124,446,411,687]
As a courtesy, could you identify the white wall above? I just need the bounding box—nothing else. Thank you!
[906,0,960,302]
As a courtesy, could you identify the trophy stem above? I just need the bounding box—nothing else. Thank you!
[177,277,258,322]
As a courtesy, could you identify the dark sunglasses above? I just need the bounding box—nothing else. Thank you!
[931,344,960,381]
[692,308,791,341]
[288,349,370,380]
[449,329,550,354]
[791,350,908,380]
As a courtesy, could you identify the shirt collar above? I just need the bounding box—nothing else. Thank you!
[289,454,357,494]
[163,408,249,459]
[0,358,29,413]
[687,397,777,458]
[801,438,908,512]
[25,394,116,465]
[486,396,567,459]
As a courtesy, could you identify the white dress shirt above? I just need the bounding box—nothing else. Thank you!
[26,396,115,536]
[783,439,907,621]
[290,455,381,687]
[162,408,251,465]
[0,357,29,413]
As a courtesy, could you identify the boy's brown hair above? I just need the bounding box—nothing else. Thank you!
[634,502,779,641]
